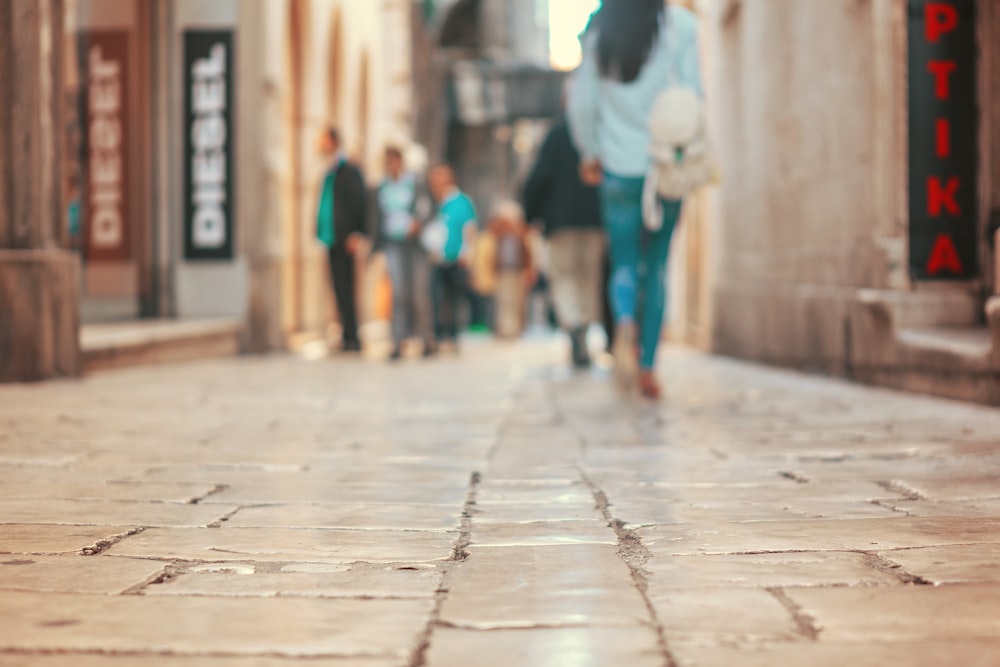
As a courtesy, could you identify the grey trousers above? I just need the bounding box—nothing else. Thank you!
[547,229,606,330]
[385,241,434,346]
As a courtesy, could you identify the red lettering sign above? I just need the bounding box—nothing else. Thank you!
[935,119,951,158]
[928,176,961,216]
[928,60,957,99]
[926,3,959,42]
[925,234,964,275]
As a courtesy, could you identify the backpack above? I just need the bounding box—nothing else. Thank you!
[642,83,717,231]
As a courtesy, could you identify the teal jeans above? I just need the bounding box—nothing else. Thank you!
[599,173,682,371]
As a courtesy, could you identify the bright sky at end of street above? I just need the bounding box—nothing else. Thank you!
[549,0,600,71]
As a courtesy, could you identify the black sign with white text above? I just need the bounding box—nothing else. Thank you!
[183,30,235,261]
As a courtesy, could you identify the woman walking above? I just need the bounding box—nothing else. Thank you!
[568,0,702,399]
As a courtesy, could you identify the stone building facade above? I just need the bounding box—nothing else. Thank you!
[694,0,1000,404]
[1,0,420,380]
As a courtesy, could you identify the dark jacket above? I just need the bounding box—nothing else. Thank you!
[522,121,602,237]
[323,160,367,248]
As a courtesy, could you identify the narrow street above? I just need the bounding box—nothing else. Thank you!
[1,338,999,666]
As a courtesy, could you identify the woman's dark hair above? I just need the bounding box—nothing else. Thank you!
[594,0,665,84]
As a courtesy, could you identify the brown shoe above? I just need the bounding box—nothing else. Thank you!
[638,371,661,400]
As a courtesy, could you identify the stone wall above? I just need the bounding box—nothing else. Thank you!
[707,0,908,372]
[0,0,81,381]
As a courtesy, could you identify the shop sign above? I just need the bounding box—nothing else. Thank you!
[84,31,130,261]
[183,30,234,261]
[908,0,978,279]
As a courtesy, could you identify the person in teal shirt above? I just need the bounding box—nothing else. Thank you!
[426,165,476,345]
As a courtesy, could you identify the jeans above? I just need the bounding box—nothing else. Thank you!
[327,244,358,344]
[599,173,682,371]
[385,241,434,346]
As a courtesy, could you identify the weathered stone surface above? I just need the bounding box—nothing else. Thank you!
[0,525,142,555]
[670,641,1000,667]
[226,503,462,532]
[788,585,1000,641]
[0,555,167,594]
[440,545,648,629]
[469,521,617,548]
[0,499,238,527]
[645,552,898,589]
[0,591,432,657]
[0,339,999,663]
[650,589,799,643]
[145,563,443,599]
[638,518,1000,556]
[879,544,1000,585]
[424,627,664,667]
[0,657,393,667]
[105,527,459,564]
[0,481,224,503]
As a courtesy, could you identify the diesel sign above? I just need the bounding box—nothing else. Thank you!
[84,32,130,261]
[184,31,235,261]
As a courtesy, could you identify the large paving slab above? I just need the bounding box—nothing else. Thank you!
[670,641,1000,667]
[0,524,143,555]
[145,562,443,599]
[0,591,432,658]
[787,584,1000,641]
[224,503,462,532]
[878,543,1000,584]
[0,499,238,527]
[651,588,800,644]
[0,555,167,594]
[637,518,1000,555]
[645,551,898,589]
[106,527,460,564]
[424,627,664,667]
[439,545,649,629]
[0,657,395,667]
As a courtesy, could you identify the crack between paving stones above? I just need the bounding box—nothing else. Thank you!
[206,507,243,528]
[580,469,677,667]
[79,527,146,556]
[407,469,482,667]
[188,483,230,505]
[766,588,820,640]
[861,552,933,586]
[877,480,926,501]
[119,563,180,595]
[779,470,811,484]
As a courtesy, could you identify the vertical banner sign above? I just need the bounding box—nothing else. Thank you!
[83,32,130,261]
[183,31,234,261]
[908,0,978,280]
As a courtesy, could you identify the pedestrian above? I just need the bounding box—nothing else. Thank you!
[568,0,702,398]
[523,98,605,368]
[423,165,477,348]
[487,202,536,340]
[373,145,437,361]
[316,127,368,353]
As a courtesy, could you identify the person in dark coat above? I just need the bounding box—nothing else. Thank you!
[316,127,367,352]
[523,118,605,368]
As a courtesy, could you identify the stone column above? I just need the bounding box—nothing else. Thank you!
[0,0,81,382]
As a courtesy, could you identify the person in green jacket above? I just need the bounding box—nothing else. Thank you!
[316,127,367,352]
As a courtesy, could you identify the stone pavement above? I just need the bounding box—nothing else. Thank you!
[1,337,1000,666]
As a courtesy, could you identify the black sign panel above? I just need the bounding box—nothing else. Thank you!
[908,0,978,280]
[83,31,131,262]
[183,30,235,261]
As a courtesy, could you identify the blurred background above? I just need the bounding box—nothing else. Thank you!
[2,0,999,406]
